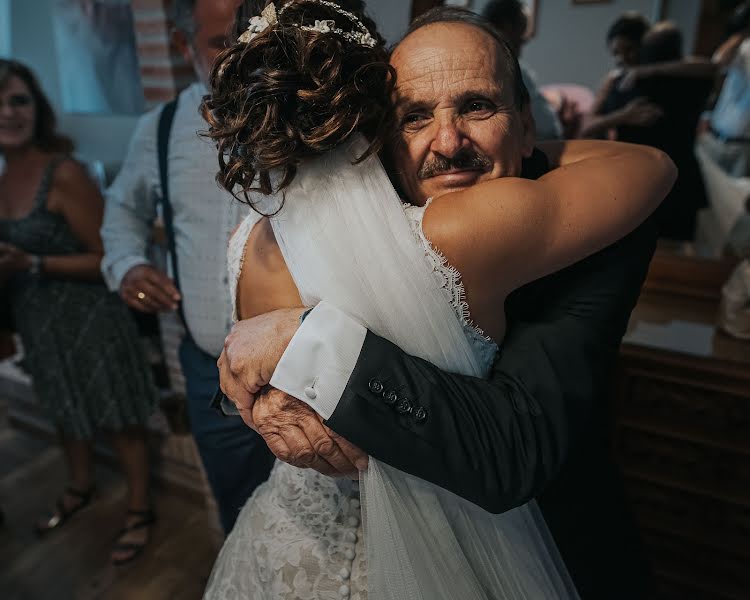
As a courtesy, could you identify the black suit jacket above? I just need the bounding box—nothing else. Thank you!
[325,151,658,598]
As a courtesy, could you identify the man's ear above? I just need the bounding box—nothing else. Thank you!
[520,103,536,158]
[171,29,194,67]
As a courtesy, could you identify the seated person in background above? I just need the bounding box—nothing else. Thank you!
[482,0,563,140]
[700,2,750,177]
[583,23,715,241]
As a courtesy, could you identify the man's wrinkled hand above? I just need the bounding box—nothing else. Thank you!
[247,388,368,478]
[218,308,305,409]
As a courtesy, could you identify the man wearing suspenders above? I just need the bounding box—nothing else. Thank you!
[101,0,273,533]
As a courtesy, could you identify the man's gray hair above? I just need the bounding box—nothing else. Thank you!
[404,6,530,109]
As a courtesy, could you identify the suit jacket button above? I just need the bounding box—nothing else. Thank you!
[383,390,398,405]
[368,379,384,395]
[413,406,428,423]
[396,398,412,414]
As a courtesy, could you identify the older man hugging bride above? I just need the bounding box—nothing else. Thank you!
[203,2,674,599]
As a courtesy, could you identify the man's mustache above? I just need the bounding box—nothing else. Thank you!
[418,150,493,180]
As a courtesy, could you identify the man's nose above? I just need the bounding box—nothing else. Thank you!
[430,116,470,159]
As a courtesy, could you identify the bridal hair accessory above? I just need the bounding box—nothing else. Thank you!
[238,0,377,48]
[238,3,278,43]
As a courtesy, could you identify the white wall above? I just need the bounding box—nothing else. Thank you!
[10,0,62,109]
[471,0,703,90]
[7,0,139,169]
[0,0,11,57]
[367,0,412,45]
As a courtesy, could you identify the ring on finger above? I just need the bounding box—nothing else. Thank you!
[137,291,146,300]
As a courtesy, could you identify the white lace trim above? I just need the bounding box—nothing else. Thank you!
[227,212,263,323]
[404,199,495,346]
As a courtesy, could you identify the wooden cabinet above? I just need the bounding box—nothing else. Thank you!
[614,253,750,600]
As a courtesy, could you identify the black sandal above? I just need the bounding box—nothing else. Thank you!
[34,485,95,536]
[111,508,156,566]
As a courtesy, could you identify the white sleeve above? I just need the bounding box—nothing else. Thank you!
[100,108,160,291]
[269,301,367,420]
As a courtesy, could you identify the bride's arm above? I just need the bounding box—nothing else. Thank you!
[424,140,676,297]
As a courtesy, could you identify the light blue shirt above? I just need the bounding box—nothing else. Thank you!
[101,83,248,357]
[712,39,750,140]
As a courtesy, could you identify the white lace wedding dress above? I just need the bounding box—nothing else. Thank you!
[205,136,577,600]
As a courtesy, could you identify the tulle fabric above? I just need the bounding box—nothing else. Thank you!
[256,135,579,599]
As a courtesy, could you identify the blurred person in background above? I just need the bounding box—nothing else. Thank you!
[712,1,750,70]
[100,0,274,534]
[482,0,563,140]
[586,11,652,124]
[700,2,750,177]
[0,59,158,565]
[585,12,714,141]
[583,21,715,240]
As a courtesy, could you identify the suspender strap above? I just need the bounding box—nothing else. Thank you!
[156,98,187,326]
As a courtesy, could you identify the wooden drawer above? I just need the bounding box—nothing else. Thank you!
[623,479,750,558]
[615,426,750,506]
[642,530,750,600]
[618,377,750,452]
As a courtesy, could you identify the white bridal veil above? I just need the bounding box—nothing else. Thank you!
[263,135,579,599]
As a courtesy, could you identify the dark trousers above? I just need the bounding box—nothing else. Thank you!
[178,335,274,533]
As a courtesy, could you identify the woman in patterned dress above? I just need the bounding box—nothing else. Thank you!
[0,59,159,565]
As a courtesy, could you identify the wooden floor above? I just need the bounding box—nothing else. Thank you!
[0,399,221,600]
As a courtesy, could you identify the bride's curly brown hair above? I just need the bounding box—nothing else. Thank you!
[202,0,395,208]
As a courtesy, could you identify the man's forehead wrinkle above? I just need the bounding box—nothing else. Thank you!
[394,48,502,106]
[395,71,505,110]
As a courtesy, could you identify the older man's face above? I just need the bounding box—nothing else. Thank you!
[177,0,242,87]
[389,23,534,207]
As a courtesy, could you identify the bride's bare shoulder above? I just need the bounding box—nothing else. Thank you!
[237,217,302,320]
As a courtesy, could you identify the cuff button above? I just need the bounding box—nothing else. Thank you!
[414,406,428,423]
[304,386,318,400]
[383,390,398,405]
[368,379,384,395]
[396,398,413,415]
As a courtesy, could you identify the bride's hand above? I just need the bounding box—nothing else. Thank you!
[217,308,305,411]
[250,388,368,478]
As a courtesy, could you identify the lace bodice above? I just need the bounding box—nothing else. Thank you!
[403,200,499,376]
[227,203,498,373]
[227,211,263,323]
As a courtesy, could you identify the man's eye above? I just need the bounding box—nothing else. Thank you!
[465,100,494,114]
[401,113,429,129]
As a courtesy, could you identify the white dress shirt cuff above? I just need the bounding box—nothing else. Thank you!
[270,301,367,420]
[102,256,150,292]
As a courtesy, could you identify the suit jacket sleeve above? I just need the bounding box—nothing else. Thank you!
[326,219,657,513]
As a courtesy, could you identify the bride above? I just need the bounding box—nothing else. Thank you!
[202,1,675,598]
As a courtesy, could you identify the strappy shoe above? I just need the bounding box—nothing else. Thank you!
[111,508,156,566]
[34,485,95,536]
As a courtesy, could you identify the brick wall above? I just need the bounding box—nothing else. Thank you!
[131,0,195,108]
